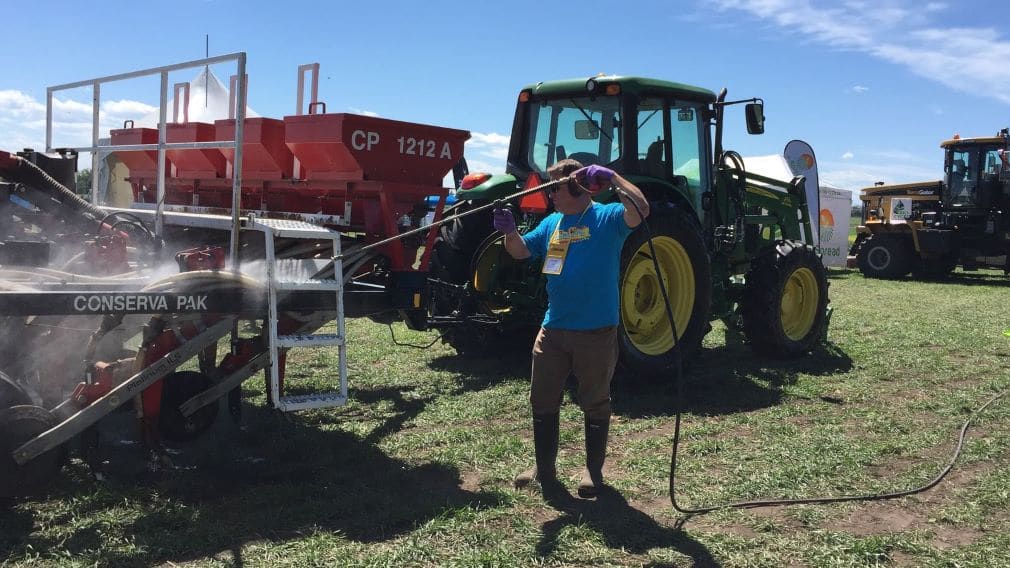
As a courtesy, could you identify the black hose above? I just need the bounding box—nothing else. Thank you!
[616,186,1010,517]
[2,154,105,224]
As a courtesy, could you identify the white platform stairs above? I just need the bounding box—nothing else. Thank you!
[246,217,347,412]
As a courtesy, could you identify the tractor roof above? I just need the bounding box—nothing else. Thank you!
[521,76,717,104]
[940,136,1006,148]
[859,180,942,197]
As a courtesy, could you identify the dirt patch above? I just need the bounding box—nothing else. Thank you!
[829,504,920,535]
[459,469,482,492]
[889,551,917,567]
[628,495,672,517]
[931,524,984,550]
[614,422,678,444]
[825,501,984,550]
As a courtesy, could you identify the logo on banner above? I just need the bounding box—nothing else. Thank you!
[788,153,815,173]
[891,198,912,221]
[819,209,835,242]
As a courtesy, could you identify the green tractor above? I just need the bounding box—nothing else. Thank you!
[426,76,829,375]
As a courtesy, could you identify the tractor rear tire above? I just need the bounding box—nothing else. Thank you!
[0,405,61,498]
[741,241,829,357]
[158,371,219,443]
[912,254,958,280]
[618,207,712,376]
[857,234,913,279]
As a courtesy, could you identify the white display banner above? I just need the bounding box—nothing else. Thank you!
[817,187,853,267]
[783,140,821,245]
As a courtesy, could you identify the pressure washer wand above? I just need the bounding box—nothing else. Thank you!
[333,179,559,261]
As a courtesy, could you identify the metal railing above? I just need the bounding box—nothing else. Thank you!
[46,53,248,267]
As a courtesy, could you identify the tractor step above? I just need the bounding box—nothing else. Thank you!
[245,217,340,240]
[276,333,344,348]
[276,278,341,291]
[277,392,347,412]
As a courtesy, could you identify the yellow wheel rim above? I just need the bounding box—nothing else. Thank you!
[472,236,511,311]
[781,267,819,341]
[620,237,694,355]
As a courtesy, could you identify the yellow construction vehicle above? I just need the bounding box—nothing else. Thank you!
[852,129,1010,279]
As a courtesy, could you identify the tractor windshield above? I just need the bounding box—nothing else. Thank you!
[946,147,984,206]
[525,96,622,174]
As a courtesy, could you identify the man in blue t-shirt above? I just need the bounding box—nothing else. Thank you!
[493,158,649,498]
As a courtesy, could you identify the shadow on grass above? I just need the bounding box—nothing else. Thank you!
[612,341,853,419]
[0,403,505,566]
[933,271,1010,287]
[537,485,720,567]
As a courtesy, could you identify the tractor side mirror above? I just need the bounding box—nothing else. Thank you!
[574,119,600,140]
[745,102,765,135]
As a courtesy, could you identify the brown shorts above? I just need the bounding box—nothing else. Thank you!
[530,325,619,420]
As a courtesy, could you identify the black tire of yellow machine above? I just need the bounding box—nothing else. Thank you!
[741,241,829,357]
[617,207,712,377]
[158,371,220,443]
[0,405,61,499]
[0,372,32,411]
[856,234,913,280]
[911,253,958,280]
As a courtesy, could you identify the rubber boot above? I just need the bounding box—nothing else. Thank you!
[514,413,559,489]
[578,415,610,497]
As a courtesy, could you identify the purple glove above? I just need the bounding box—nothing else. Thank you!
[493,207,517,234]
[574,165,615,194]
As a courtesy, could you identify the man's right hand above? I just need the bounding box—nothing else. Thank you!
[493,207,517,234]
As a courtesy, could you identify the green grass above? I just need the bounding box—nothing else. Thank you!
[4,269,1010,567]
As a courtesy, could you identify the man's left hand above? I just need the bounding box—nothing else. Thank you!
[573,165,615,194]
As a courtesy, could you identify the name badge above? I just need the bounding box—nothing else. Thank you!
[542,239,569,275]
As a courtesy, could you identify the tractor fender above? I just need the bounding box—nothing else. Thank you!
[453,174,519,203]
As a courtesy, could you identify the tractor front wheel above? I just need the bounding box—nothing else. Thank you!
[429,203,500,356]
[857,234,913,279]
[741,241,829,357]
[618,207,712,376]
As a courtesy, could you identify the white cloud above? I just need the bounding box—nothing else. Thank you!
[0,91,165,166]
[819,157,938,192]
[841,151,854,160]
[465,131,510,168]
[850,85,869,93]
[709,0,1010,105]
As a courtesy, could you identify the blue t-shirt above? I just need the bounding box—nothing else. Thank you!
[522,202,633,330]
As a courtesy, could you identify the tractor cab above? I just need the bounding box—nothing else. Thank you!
[941,134,1009,210]
[935,130,1010,249]
[506,76,717,217]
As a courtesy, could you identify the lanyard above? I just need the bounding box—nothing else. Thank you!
[543,202,593,276]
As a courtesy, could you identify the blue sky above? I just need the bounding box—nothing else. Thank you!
[2,0,1008,199]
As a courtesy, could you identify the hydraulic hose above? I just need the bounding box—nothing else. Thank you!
[0,151,105,224]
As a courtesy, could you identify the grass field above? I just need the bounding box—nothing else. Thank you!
[3,268,1010,567]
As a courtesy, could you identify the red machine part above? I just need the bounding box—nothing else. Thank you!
[175,246,226,271]
[84,233,129,274]
[136,316,220,446]
[70,361,118,406]
[215,117,293,180]
[110,112,470,274]
[166,122,227,179]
